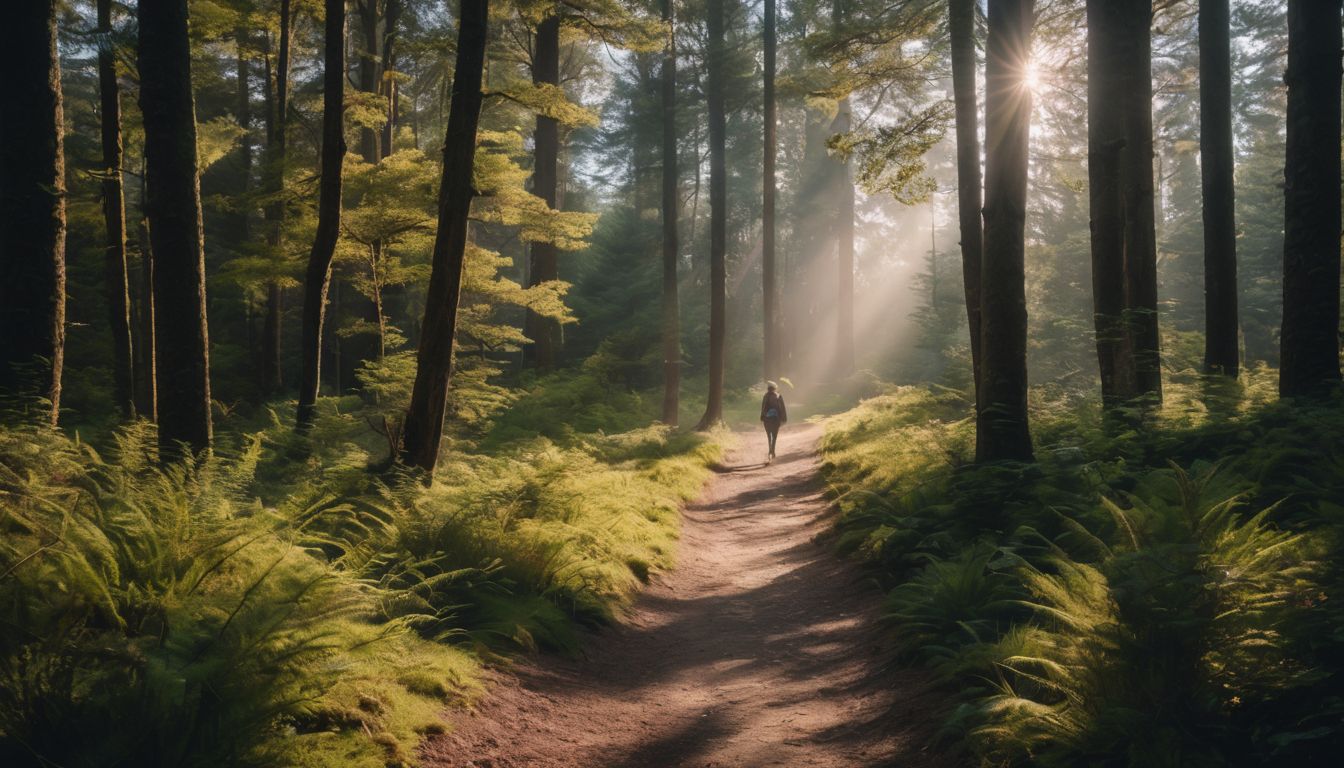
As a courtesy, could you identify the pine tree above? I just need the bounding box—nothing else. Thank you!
[661,0,681,425]
[1200,0,1239,376]
[763,0,780,383]
[97,0,135,420]
[949,0,982,402]
[138,0,213,454]
[0,0,66,427]
[696,0,728,430]
[298,0,348,430]
[1279,0,1343,397]
[976,0,1034,463]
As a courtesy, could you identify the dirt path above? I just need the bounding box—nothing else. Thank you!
[422,422,945,768]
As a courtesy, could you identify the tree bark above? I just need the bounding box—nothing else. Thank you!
[949,0,983,403]
[976,0,1034,463]
[661,0,680,426]
[1200,0,1239,376]
[357,0,382,163]
[1119,0,1162,403]
[763,0,779,383]
[833,0,855,376]
[0,0,65,427]
[135,217,158,421]
[697,0,727,430]
[137,0,213,454]
[297,0,347,430]
[96,0,135,420]
[525,15,562,370]
[401,0,489,474]
[261,0,291,396]
[1280,0,1343,397]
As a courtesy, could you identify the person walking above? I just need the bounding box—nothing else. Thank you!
[760,381,787,462]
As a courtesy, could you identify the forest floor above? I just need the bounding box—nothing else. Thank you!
[421,421,948,768]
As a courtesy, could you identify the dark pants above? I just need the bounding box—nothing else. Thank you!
[764,420,781,456]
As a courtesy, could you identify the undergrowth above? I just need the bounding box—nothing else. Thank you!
[0,373,722,766]
[820,380,1344,767]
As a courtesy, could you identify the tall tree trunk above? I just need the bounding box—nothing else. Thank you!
[833,0,855,376]
[232,27,253,242]
[261,0,291,396]
[525,15,561,370]
[137,0,213,454]
[380,0,403,159]
[762,0,779,383]
[135,217,157,421]
[1119,0,1162,403]
[401,0,489,475]
[1200,0,1239,376]
[660,0,680,426]
[357,0,382,162]
[976,0,1034,463]
[97,0,135,420]
[297,0,347,430]
[1280,0,1343,397]
[0,0,65,427]
[949,0,983,403]
[697,0,727,430]
[1087,0,1135,408]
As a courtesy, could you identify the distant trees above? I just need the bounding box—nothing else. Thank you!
[137,0,212,454]
[661,0,681,426]
[1199,0,1239,377]
[762,0,779,384]
[696,0,728,430]
[976,0,1034,463]
[1279,0,1342,398]
[1,0,66,427]
[401,0,490,474]
[298,0,348,430]
[261,0,292,396]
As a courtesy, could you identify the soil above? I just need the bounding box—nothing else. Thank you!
[421,422,947,768]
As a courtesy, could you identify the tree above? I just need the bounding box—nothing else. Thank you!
[138,0,213,454]
[696,0,728,430]
[833,0,855,376]
[298,0,348,430]
[1087,0,1161,408]
[524,11,563,369]
[0,0,66,427]
[261,0,292,395]
[661,0,680,425]
[763,0,779,383]
[1279,0,1343,397]
[949,0,982,403]
[976,0,1033,463]
[401,0,490,474]
[97,0,135,420]
[1200,0,1238,376]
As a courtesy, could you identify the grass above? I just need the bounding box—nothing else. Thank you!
[818,378,1344,767]
[0,372,723,766]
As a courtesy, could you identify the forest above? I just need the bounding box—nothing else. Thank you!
[1,0,1342,765]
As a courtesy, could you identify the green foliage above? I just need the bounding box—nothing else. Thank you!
[821,386,1344,766]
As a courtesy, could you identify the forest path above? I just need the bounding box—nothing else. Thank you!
[422,422,945,768]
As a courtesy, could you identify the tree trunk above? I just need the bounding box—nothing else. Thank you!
[525,15,561,370]
[976,0,1034,463]
[137,0,213,455]
[297,0,347,430]
[234,30,252,243]
[135,218,157,421]
[661,0,680,426]
[381,0,403,159]
[401,0,489,474]
[1119,0,1162,403]
[697,0,727,430]
[762,0,779,383]
[1200,0,1239,376]
[357,0,381,163]
[950,0,983,403]
[0,0,65,427]
[261,0,291,396]
[96,0,135,420]
[833,1,855,376]
[1280,0,1343,397]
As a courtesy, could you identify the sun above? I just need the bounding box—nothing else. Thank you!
[1023,59,1042,92]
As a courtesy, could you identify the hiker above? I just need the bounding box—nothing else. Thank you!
[760,381,787,461]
